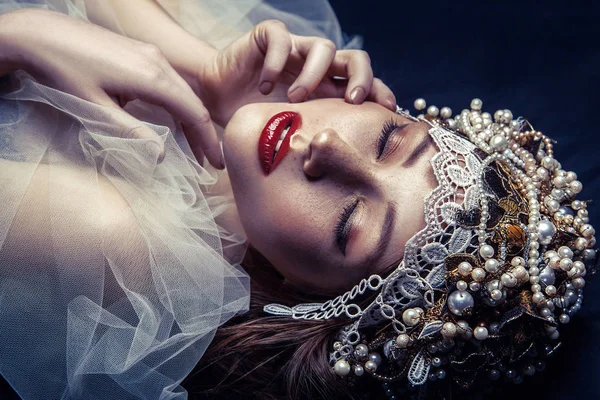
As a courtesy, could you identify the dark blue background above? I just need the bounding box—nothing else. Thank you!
[329,0,600,398]
[1,1,599,399]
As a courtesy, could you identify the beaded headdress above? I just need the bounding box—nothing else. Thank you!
[264,98,598,391]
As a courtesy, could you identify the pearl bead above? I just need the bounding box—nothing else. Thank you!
[572,277,586,289]
[427,105,439,117]
[469,282,481,292]
[440,107,452,119]
[471,268,486,282]
[560,258,573,271]
[334,360,351,376]
[470,98,483,111]
[448,290,474,316]
[558,246,574,259]
[353,365,364,376]
[491,289,503,300]
[431,357,442,367]
[368,353,382,366]
[364,360,378,373]
[511,256,525,267]
[545,285,557,296]
[457,320,472,339]
[581,224,595,239]
[474,326,489,340]
[414,98,426,111]
[355,344,369,358]
[396,334,410,348]
[501,273,518,288]
[485,258,500,273]
[479,245,495,259]
[559,314,571,324]
[402,308,421,326]
[456,280,468,291]
[538,220,556,245]
[442,322,457,338]
[458,261,473,276]
[490,134,508,152]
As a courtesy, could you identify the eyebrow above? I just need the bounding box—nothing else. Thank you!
[360,201,397,268]
[403,134,433,167]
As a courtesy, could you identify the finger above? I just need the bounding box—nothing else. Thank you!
[253,20,293,95]
[287,36,337,103]
[93,91,166,163]
[312,77,348,99]
[127,65,224,169]
[327,50,375,105]
[366,78,397,111]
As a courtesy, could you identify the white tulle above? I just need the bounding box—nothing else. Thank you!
[0,0,356,399]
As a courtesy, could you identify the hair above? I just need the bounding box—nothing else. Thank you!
[183,246,395,400]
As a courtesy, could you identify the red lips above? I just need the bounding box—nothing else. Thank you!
[258,111,302,175]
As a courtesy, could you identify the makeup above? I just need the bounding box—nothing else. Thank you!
[258,111,302,175]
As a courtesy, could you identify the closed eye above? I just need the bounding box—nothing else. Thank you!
[334,197,359,255]
[376,119,409,160]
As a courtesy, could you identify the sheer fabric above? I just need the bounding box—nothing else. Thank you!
[0,0,356,399]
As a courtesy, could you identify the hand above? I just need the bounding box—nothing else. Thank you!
[0,9,224,168]
[195,20,397,127]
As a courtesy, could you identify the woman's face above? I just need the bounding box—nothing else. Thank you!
[223,99,438,293]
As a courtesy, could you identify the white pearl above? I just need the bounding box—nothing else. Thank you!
[532,292,545,304]
[558,246,573,259]
[353,365,365,376]
[470,98,483,111]
[414,98,426,111]
[511,256,525,267]
[489,134,508,152]
[458,261,473,276]
[491,289,503,300]
[402,308,421,326]
[448,290,475,316]
[560,258,573,271]
[355,344,369,358]
[368,352,382,366]
[501,273,518,288]
[334,360,351,376]
[442,322,457,338]
[471,268,486,282]
[580,224,595,239]
[456,280,468,291]
[545,285,557,296]
[570,180,583,194]
[427,105,439,117]
[474,326,489,340]
[485,259,500,273]
[479,245,495,259]
[396,334,410,348]
[440,107,452,119]
[572,277,586,289]
[364,360,378,373]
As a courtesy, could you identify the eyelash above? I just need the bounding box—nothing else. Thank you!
[335,119,401,255]
[376,118,401,159]
[334,198,359,255]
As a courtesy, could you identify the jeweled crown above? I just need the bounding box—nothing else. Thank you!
[264,98,598,391]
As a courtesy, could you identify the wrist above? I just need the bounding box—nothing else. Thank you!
[0,9,34,74]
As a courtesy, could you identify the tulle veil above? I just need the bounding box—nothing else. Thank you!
[0,0,358,399]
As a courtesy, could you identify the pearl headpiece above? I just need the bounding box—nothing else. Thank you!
[264,98,598,391]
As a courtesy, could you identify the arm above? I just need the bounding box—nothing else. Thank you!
[0,8,224,167]
[83,0,216,89]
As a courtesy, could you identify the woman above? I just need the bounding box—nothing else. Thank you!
[0,2,597,400]
[0,1,395,399]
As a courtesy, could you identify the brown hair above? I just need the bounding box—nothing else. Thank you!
[184,247,390,400]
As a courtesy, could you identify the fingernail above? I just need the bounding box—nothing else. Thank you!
[288,87,308,103]
[219,146,226,169]
[259,81,273,95]
[350,87,365,104]
[386,96,397,110]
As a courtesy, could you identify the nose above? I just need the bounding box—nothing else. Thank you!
[303,129,372,183]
